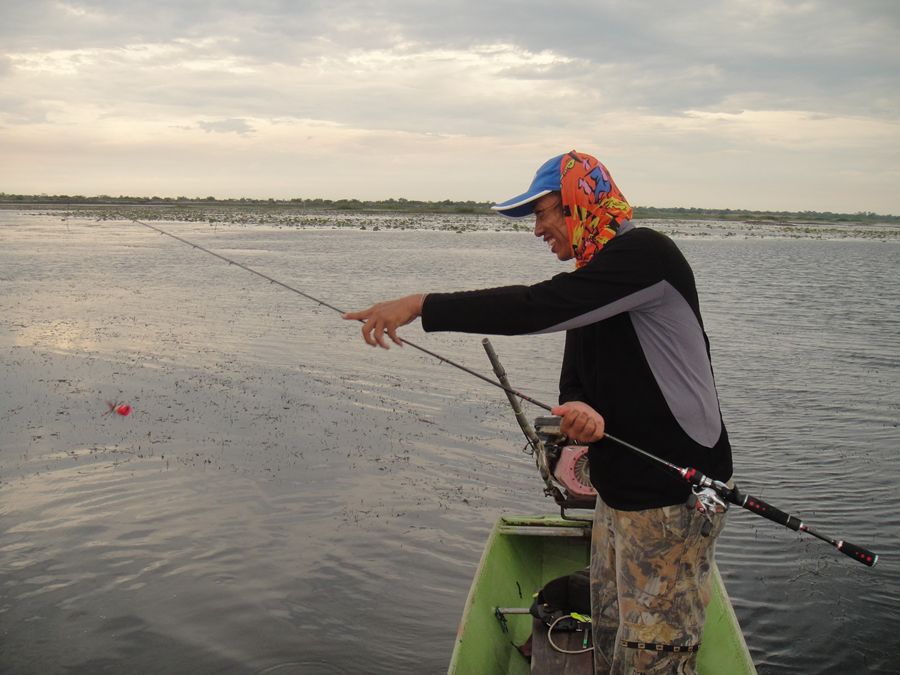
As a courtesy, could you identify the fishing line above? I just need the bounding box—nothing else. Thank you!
[126,217,879,567]
[128,218,553,410]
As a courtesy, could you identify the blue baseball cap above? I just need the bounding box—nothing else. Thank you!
[491,153,565,218]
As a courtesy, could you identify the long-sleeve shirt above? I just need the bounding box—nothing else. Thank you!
[421,225,733,510]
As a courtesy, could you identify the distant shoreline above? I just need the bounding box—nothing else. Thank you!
[5,203,900,241]
[1,194,898,225]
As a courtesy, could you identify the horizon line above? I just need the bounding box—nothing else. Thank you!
[2,193,898,220]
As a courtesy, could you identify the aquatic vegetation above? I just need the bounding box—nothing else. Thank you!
[7,202,900,240]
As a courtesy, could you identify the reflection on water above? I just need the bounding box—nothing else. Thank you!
[1,212,898,674]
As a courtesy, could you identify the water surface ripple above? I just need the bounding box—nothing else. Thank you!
[1,213,898,674]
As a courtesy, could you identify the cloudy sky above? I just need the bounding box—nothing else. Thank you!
[2,0,898,213]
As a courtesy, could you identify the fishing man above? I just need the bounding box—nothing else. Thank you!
[344,151,733,674]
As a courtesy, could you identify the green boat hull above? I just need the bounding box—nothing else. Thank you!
[448,515,755,674]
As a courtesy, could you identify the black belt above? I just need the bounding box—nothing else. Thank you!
[620,640,700,654]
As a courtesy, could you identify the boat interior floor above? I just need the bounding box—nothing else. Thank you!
[528,617,594,674]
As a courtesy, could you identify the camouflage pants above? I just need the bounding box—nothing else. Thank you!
[590,498,726,675]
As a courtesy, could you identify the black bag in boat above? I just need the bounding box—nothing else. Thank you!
[529,569,591,631]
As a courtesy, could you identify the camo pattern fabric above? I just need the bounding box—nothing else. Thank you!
[589,497,726,674]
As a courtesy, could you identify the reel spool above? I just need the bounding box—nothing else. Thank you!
[534,416,597,508]
[553,446,595,499]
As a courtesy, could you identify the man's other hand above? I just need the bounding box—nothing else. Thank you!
[342,294,426,349]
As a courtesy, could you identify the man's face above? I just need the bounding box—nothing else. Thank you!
[533,192,571,261]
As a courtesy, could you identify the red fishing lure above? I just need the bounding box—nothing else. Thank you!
[104,401,133,417]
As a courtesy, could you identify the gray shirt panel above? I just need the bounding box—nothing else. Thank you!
[529,279,722,447]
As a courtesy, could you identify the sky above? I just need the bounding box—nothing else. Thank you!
[1,0,899,214]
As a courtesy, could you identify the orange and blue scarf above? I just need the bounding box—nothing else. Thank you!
[560,151,633,268]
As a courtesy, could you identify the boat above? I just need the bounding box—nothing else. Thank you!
[454,342,756,672]
[447,514,756,674]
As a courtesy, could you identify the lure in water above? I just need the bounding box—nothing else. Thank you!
[104,401,133,417]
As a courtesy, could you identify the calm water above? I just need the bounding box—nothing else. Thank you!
[1,211,898,674]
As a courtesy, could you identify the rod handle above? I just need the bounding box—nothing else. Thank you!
[735,490,803,531]
[836,540,879,567]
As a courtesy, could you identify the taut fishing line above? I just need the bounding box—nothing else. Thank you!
[126,217,878,567]
[129,218,550,409]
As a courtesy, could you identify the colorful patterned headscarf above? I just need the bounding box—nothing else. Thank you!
[559,151,633,268]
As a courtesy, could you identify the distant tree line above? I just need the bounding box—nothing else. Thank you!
[1,192,897,223]
[630,205,899,224]
[0,193,491,214]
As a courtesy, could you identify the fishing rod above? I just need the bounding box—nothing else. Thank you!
[126,217,878,568]
[532,423,879,567]
[128,218,550,409]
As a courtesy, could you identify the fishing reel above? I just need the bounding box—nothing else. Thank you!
[686,486,729,537]
[533,416,597,509]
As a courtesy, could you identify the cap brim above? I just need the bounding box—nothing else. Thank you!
[491,189,552,218]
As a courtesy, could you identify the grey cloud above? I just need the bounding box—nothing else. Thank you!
[197,118,254,134]
[495,62,580,82]
[0,94,53,124]
[371,1,900,119]
[1,0,898,130]
[0,0,390,54]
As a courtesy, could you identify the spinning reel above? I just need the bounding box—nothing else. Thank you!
[533,416,597,510]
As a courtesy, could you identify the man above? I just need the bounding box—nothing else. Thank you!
[344,151,732,674]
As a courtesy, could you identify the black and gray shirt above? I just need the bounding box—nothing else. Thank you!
[421,225,733,510]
